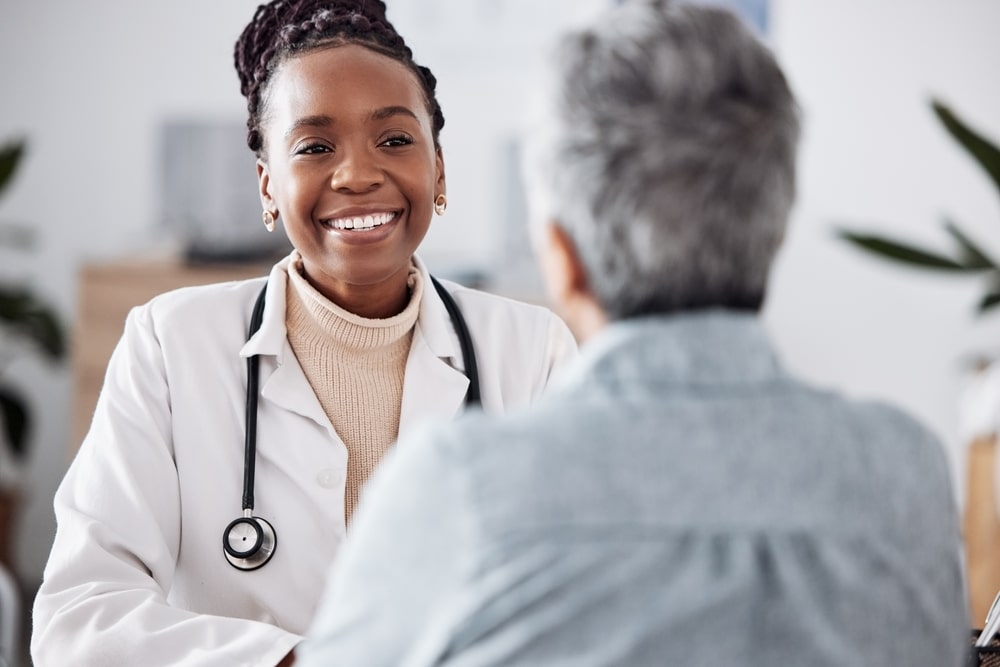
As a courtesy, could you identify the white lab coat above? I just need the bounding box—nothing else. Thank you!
[32,254,577,667]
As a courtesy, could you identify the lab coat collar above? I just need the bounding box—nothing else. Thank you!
[238,253,472,435]
[411,255,462,363]
[239,254,463,361]
[238,255,332,434]
[400,255,472,432]
[239,256,293,362]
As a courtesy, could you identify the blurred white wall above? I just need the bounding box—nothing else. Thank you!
[0,0,998,585]
[765,0,1000,503]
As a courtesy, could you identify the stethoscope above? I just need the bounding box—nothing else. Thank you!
[222,276,481,571]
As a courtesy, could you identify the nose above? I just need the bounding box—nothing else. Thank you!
[330,146,383,193]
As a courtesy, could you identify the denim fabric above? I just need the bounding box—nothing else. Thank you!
[299,311,969,667]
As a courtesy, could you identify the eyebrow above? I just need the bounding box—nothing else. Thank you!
[284,115,332,140]
[284,106,420,140]
[370,105,420,122]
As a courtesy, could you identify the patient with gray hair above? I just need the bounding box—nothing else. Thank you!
[297,2,970,665]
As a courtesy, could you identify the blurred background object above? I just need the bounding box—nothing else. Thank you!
[0,139,65,569]
[959,363,1000,624]
[159,119,291,264]
[0,138,64,667]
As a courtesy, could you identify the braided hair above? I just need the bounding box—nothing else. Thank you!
[234,0,445,156]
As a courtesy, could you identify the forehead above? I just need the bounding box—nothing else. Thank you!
[265,43,428,124]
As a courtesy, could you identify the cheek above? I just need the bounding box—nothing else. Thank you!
[411,158,440,202]
[270,167,316,215]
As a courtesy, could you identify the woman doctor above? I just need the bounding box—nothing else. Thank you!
[31,1,576,665]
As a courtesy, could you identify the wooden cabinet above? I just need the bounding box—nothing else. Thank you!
[72,258,271,451]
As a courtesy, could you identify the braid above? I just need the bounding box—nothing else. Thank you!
[234,0,445,155]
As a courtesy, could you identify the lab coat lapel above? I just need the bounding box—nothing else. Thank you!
[398,258,471,437]
[239,262,334,435]
[258,350,333,434]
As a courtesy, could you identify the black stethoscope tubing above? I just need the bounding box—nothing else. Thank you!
[223,275,480,570]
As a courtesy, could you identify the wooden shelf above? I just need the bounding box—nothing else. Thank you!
[72,258,271,452]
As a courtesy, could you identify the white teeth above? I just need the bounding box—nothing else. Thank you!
[328,211,395,231]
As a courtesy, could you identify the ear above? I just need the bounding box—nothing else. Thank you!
[434,146,446,197]
[257,159,277,216]
[539,222,608,343]
[539,222,584,306]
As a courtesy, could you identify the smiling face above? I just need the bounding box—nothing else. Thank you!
[257,43,445,316]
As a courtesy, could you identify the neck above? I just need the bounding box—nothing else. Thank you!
[300,266,413,319]
[555,288,608,345]
[569,301,609,345]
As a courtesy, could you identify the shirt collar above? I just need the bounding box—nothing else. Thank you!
[556,310,786,393]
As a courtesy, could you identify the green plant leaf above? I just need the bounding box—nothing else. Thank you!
[932,99,1000,200]
[837,229,975,270]
[976,271,1000,313]
[979,291,1000,313]
[0,385,29,456]
[943,219,999,270]
[0,288,66,360]
[0,139,26,200]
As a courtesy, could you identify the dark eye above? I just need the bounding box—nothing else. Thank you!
[296,143,331,155]
[380,134,413,148]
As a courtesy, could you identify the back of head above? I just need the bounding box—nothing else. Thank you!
[525,0,800,319]
[234,0,445,156]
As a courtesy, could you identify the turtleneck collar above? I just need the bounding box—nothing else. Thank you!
[285,251,423,352]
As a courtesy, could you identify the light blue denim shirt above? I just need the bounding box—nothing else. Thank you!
[298,311,969,666]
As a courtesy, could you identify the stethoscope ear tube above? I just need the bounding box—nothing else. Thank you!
[430,276,481,406]
[223,286,277,571]
[242,286,267,511]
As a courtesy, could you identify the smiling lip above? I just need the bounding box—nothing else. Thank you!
[322,210,398,231]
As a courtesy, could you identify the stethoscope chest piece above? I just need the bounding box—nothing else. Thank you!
[223,511,277,571]
[222,279,477,572]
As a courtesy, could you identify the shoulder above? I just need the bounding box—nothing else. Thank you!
[125,276,268,348]
[414,255,571,347]
[785,382,954,500]
[436,278,563,329]
[432,279,575,360]
[142,276,266,320]
[404,399,558,472]
[802,386,944,454]
[847,396,951,472]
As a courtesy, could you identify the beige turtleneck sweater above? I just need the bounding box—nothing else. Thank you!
[284,253,422,522]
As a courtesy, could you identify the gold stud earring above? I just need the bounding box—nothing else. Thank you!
[433,194,448,216]
[262,210,276,233]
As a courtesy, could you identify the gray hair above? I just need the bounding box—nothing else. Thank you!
[524,0,800,319]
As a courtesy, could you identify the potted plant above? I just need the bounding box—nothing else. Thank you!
[0,138,66,568]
